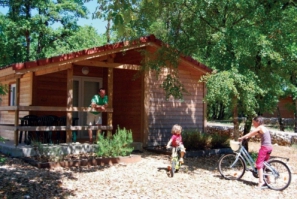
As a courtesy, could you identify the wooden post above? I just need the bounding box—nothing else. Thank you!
[106,55,114,138]
[142,69,150,147]
[66,67,73,143]
[203,81,207,132]
[107,67,113,137]
[14,78,20,146]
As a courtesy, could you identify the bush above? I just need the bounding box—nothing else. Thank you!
[182,130,230,150]
[96,126,134,157]
[249,151,258,162]
[209,134,230,149]
[182,130,211,150]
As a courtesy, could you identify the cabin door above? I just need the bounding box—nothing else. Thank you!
[73,76,102,139]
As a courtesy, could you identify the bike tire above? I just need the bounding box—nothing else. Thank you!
[218,153,245,180]
[170,159,176,177]
[264,159,292,191]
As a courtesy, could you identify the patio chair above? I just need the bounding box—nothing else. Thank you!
[58,116,79,143]
[37,115,58,144]
[19,114,39,145]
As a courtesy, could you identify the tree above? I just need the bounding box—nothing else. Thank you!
[43,25,107,57]
[0,0,89,66]
[0,83,8,101]
[93,0,297,135]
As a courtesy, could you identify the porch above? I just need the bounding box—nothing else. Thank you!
[0,105,113,146]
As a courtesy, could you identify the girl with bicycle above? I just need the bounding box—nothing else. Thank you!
[166,124,186,163]
[239,116,273,188]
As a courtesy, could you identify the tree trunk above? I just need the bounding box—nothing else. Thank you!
[277,106,285,131]
[218,102,225,120]
[243,116,253,151]
[232,98,239,141]
[294,99,297,133]
[106,19,111,43]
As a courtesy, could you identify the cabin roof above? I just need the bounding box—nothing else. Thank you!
[0,34,212,73]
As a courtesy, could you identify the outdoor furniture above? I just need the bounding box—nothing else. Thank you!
[58,116,79,143]
[37,115,57,144]
[19,115,38,145]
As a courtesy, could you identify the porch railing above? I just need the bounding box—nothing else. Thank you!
[0,106,113,146]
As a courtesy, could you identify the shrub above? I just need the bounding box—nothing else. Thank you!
[249,151,258,162]
[96,126,134,157]
[183,130,230,150]
[182,130,211,150]
[209,134,230,149]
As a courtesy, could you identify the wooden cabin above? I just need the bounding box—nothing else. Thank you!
[263,96,295,118]
[0,35,212,147]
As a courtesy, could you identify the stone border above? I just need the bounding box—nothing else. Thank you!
[22,154,142,169]
[206,125,297,146]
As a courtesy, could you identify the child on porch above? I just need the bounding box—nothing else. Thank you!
[166,124,186,163]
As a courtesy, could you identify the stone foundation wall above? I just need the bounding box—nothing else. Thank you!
[206,125,297,146]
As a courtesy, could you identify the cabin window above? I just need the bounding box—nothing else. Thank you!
[10,83,16,106]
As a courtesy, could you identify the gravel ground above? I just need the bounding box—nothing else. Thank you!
[0,142,296,199]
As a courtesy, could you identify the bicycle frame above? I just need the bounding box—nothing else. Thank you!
[167,146,181,177]
[233,144,257,172]
[233,142,281,178]
[219,141,292,190]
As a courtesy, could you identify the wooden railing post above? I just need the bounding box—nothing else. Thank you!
[107,67,113,137]
[66,67,73,143]
[14,78,20,146]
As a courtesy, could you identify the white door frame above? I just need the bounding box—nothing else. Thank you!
[73,76,103,138]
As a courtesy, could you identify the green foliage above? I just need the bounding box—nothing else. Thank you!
[94,0,297,130]
[0,136,5,142]
[0,155,6,165]
[96,126,134,157]
[249,151,258,162]
[210,134,230,149]
[0,84,8,101]
[182,130,229,150]
[0,0,104,66]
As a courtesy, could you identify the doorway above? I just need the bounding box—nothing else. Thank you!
[73,76,102,139]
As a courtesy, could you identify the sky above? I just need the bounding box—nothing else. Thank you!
[0,0,107,34]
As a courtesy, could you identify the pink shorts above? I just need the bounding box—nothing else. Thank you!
[256,145,273,169]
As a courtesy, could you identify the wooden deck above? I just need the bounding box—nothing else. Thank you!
[0,106,114,146]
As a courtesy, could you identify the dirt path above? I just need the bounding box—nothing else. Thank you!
[0,142,296,199]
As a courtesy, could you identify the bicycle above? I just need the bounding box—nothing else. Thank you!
[218,140,292,191]
[166,146,182,177]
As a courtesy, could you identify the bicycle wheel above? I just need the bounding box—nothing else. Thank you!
[264,159,292,191]
[170,159,176,177]
[218,153,245,180]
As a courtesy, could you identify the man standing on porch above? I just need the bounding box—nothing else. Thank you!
[87,88,108,143]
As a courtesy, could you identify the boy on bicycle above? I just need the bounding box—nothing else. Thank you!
[166,124,186,163]
[239,116,273,188]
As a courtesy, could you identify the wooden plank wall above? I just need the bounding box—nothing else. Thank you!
[113,69,142,142]
[32,66,106,117]
[32,71,67,117]
[263,96,294,118]
[0,73,32,140]
[146,66,205,147]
